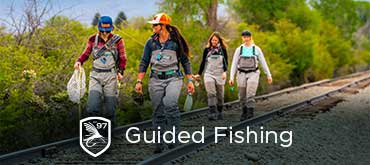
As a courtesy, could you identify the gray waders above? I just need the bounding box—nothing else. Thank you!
[149,48,182,153]
[204,52,225,120]
[237,45,259,121]
[87,34,118,128]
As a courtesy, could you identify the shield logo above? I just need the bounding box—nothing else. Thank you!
[80,117,111,157]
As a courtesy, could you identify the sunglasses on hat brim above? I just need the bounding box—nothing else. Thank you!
[152,23,162,27]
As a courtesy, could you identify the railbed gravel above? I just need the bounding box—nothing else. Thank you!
[24,74,370,164]
[183,82,370,164]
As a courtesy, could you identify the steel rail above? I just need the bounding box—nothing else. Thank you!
[0,70,368,163]
[138,74,370,165]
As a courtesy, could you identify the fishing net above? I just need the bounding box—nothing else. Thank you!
[67,67,86,103]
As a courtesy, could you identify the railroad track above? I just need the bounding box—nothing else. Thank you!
[140,74,370,165]
[1,70,369,164]
[169,87,370,164]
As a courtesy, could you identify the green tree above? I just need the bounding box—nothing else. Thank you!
[284,2,321,31]
[228,0,322,31]
[352,2,370,56]
[115,11,128,29]
[2,0,370,154]
[228,0,298,30]
[91,12,101,26]
[310,0,359,37]
[159,0,223,30]
[355,1,370,24]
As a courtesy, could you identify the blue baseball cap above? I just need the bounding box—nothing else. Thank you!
[98,16,114,32]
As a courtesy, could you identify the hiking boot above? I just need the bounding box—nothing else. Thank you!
[217,105,224,120]
[247,107,254,119]
[208,106,217,121]
[240,106,248,121]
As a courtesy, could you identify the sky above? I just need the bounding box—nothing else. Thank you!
[1,0,368,29]
[0,0,159,26]
[0,0,227,28]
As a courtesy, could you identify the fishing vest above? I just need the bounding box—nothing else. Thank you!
[205,48,224,75]
[92,34,120,70]
[150,40,179,72]
[238,45,258,72]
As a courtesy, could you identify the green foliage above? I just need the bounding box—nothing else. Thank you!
[285,3,321,31]
[311,0,360,37]
[159,0,218,22]
[356,1,370,24]
[228,0,300,30]
[159,0,224,29]
[1,0,370,154]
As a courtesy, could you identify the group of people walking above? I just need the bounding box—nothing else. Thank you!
[73,13,273,153]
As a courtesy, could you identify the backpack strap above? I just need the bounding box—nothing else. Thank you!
[253,45,255,55]
[93,34,122,60]
[151,40,157,50]
[107,34,122,47]
[109,34,122,68]
[151,34,159,50]
[239,46,243,55]
[94,34,99,49]
[239,45,256,56]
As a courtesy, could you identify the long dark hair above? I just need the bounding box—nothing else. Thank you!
[206,32,227,50]
[165,25,191,57]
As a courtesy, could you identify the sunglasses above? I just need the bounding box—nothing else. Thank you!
[152,24,161,27]
[100,30,111,33]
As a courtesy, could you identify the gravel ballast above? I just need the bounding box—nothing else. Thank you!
[184,83,370,164]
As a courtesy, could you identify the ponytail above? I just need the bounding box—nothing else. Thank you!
[166,25,190,58]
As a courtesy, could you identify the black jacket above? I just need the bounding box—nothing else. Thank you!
[198,47,228,75]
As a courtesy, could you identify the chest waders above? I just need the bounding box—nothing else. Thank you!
[148,42,183,152]
[87,34,120,128]
[204,49,225,120]
[236,45,260,121]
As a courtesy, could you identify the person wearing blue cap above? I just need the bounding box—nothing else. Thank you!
[74,16,127,128]
[229,30,273,121]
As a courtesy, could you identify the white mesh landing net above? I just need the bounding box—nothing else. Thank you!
[67,67,86,103]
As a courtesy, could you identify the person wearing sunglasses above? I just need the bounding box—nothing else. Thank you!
[135,13,194,153]
[73,16,127,129]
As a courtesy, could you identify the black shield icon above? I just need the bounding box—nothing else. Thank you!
[80,117,111,157]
